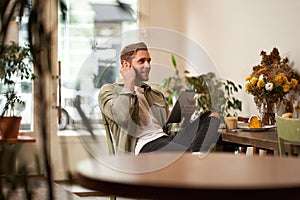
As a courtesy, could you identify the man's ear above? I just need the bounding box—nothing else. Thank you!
[122,60,130,67]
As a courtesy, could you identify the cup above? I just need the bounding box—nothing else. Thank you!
[225,116,238,130]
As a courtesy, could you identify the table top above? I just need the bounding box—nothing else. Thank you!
[0,135,36,143]
[76,152,300,199]
[220,127,278,151]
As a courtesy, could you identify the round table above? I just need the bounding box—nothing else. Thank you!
[76,152,300,199]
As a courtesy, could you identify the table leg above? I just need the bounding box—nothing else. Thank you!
[0,143,17,181]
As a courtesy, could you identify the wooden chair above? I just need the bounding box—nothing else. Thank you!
[276,115,300,157]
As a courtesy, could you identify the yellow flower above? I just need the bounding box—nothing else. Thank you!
[283,83,290,93]
[250,77,258,85]
[273,73,284,85]
[245,75,252,81]
[257,68,266,73]
[245,82,251,92]
[291,78,298,89]
[257,79,265,88]
[283,75,288,83]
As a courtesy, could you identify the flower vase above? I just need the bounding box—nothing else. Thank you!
[260,102,276,126]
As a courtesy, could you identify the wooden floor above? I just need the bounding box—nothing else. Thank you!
[60,183,138,199]
[1,176,139,200]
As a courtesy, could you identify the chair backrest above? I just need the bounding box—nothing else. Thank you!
[102,113,116,155]
[276,115,300,157]
[101,114,118,199]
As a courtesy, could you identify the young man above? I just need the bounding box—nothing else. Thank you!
[99,42,220,154]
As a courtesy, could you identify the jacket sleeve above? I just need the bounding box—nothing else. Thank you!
[98,84,139,126]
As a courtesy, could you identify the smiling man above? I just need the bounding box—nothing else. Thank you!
[98,42,220,154]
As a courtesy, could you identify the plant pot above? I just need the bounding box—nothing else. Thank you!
[0,116,22,139]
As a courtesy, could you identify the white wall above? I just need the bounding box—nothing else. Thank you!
[139,0,300,117]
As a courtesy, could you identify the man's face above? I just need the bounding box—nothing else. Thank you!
[130,50,151,82]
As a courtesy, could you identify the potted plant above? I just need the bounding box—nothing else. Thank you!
[0,41,36,138]
[185,72,242,122]
[160,55,242,122]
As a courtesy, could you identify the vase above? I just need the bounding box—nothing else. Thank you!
[260,102,276,126]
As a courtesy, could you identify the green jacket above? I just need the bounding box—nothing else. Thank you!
[98,77,171,153]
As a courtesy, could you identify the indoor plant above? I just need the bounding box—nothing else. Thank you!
[160,55,242,122]
[185,72,242,122]
[0,41,36,138]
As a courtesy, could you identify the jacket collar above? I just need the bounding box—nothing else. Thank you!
[115,77,151,91]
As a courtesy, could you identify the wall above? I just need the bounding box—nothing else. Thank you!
[139,0,300,117]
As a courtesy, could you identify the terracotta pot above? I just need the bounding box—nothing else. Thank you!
[0,116,22,139]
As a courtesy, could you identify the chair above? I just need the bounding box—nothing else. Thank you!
[101,113,117,200]
[102,113,116,155]
[276,115,300,157]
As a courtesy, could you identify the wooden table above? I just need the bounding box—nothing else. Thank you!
[76,152,300,199]
[220,128,279,153]
[0,135,36,178]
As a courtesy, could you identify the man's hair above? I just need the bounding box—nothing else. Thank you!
[120,42,148,63]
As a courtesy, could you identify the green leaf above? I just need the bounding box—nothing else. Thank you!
[171,54,177,69]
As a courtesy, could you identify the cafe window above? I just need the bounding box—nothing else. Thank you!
[57,0,137,133]
[0,2,34,131]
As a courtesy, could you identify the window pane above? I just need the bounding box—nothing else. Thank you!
[57,0,137,133]
[0,4,34,131]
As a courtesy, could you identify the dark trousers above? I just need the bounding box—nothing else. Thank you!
[140,111,220,153]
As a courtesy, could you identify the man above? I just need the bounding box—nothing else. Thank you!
[99,42,220,154]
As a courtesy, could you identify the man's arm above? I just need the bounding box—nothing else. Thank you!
[99,84,138,125]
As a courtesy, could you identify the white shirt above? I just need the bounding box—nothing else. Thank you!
[134,86,167,154]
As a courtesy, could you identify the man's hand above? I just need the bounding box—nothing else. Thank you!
[120,61,136,92]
